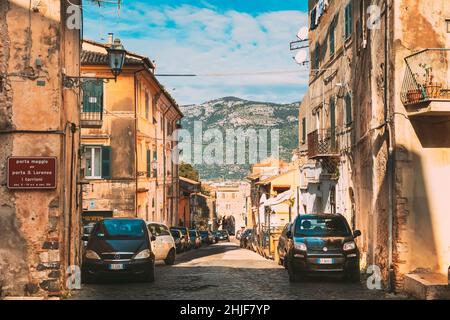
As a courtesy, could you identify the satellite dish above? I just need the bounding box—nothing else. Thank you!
[294,50,308,65]
[296,26,308,41]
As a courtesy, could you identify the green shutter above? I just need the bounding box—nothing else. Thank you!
[152,150,157,177]
[146,149,151,177]
[302,118,306,143]
[330,97,336,149]
[345,3,353,39]
[101,146,112,179]
[82,80,103,113]
[345,94,352,126]
[330,24,335,57]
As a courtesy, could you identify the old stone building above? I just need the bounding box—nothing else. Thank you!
[80,38,183,227]
[0,0,81,297]
[299,0,450,291]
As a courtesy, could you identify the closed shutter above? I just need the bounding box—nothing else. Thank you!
[345,3,353,39]
[146,149,151,177]
[310,7,317,30]
[345,94,353,126]
[82,80,103,113]
[101,146,112,179]
[302,118,306,144]
[152,150,157,177]
[330,24,335,57]
[330,97,336,149]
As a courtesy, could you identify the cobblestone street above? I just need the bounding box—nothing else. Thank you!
[70,240,405,300]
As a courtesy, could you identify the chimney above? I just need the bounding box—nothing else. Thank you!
[107,33,114,46]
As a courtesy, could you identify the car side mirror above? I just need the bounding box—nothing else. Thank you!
[150,235,156,241]
[353,230,362,238]
[82,235,89,242]
[286,231,292,239]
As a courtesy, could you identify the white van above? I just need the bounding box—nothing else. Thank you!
[146,222,176,265]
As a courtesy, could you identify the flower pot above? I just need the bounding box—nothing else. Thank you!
[406,89,423,104]
[424,83,442,99]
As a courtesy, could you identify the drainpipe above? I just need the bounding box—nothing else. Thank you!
[134,68,145,217]
[384,0,395,292]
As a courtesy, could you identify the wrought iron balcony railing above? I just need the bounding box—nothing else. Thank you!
[401,49,450,115]
[81,105,103,128]
[307,129,339,159]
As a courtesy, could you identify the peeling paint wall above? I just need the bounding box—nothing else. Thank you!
[392,0,450,286]
[0,0,81,297]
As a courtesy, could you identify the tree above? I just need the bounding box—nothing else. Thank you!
[179,162,199,182]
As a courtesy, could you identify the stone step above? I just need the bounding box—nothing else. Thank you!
[404,273,450,300]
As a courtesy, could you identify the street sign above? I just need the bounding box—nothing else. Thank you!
[7,157,57,189]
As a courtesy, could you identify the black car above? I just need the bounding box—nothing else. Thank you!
[81,218,156,283]
[216,230,230,242]
[284,214,361,282]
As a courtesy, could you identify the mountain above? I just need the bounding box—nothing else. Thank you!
[179,97,299,180]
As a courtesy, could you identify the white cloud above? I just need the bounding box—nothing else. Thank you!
[83,4,309,105]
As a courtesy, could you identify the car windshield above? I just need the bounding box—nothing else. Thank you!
[94,219,145,239]
[174,228,186,235]
[189,231,197,237]
[294,217,351,237]
[171,231,180,238]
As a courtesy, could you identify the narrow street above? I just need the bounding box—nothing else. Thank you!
[71,240,396,300]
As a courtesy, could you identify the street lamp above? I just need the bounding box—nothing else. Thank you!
[107,38,126,80]
[63,38,127,88]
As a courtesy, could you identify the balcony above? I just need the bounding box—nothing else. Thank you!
[81,105,103,128]
[401,49,450,117]
[307,129,339,159]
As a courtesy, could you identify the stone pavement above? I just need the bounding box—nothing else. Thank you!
[69,241,408,300]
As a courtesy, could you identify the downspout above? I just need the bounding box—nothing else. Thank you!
[134,68,145,217]
[384,0,395,292]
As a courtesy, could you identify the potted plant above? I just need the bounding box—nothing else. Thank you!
[419,63,442,99]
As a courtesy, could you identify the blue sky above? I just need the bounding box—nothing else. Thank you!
[83,0,309,105]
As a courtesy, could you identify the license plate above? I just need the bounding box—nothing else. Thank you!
[108,264,124,270]
[318,258,334,264]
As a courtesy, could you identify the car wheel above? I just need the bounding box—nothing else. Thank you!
[344,270,361,283]
[287,257,301,283]
[164,248,176,265]
[143,261,156,282]
[81,269,95,284]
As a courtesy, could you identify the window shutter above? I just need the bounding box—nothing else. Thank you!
[153,150,157,177]
[310,7,317,30]
[101,146,112,179]
[345,3,353,39]
[82,81,103,113]
[146,149,151,177]
[345,94,353,126]
[302,118,306,143]
[330,24,335,57]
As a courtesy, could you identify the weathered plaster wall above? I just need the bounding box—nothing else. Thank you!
[0,0,81,297]
[392,0,450,284]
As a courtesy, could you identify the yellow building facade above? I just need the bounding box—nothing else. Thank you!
[80,38,182,227]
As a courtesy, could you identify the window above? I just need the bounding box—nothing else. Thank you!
[446,19,450,33]
[82,80,103,113]
[310,7,317,30]
[146,148,151,177]
[345,93,353,126]
[152,150,157,177]
[145,91,150,119]
[302,117,306,144]
[313,42,320,73]
[329,23,335,57]
[84,146,111,179]
[345,2,353,39]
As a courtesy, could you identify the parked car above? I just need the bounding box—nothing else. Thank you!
[284,214,361,283]
[199,230,214,245]
[82,223,96,247]
[189,229,202,249]
[147,222,176,265]
[239,229,253,249]
[171,226,192,250]
[216,230,230,242]
[277,223,292,267]
[170,229,186,253]
[81,218,156,283]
